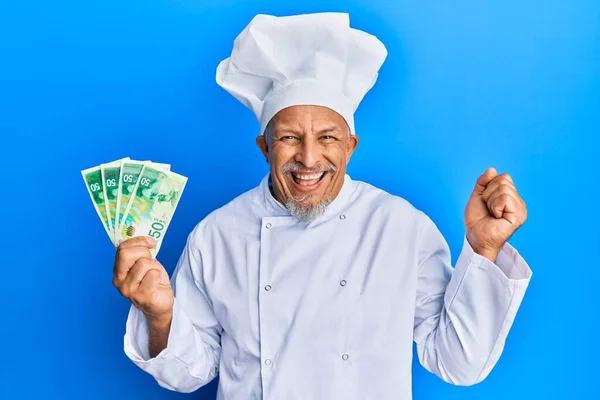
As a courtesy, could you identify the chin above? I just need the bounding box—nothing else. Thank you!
[285,172,334,201]
[285,192,332,222]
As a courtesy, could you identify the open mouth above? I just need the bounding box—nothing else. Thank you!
[291,171,326,186]
[290,172,326,192]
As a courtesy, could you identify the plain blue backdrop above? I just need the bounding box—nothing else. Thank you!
[1,0,598,399]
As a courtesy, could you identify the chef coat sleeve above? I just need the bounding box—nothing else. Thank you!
[412,213,532,386]
[123,231,223,393]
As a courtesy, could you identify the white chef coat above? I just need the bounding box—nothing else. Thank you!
[124,173,532,399]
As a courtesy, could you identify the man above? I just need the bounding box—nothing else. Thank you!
[113,12,531,399]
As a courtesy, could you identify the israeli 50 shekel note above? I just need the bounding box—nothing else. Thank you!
[115,161,171,234]
[101,157,130,242]
[117,165,187,256]
[81,166,112,239]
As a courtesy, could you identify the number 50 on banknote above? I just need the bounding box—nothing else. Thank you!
[81,158,187,256]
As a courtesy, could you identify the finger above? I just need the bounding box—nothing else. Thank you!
[136,269,163,305]
[113,246,154,284]
[484,179,526,210]
[489,193,521,224]
[500,173,514,185]
[472,167,498,196]
[117,236,156,251]
[483,180,516,204]
[482,173,516,194]
[486,185,519,213]
[121,258,162,298]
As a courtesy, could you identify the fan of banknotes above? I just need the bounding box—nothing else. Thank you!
[81,157,188,256]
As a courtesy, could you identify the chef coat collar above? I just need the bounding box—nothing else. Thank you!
[259,172,354,223]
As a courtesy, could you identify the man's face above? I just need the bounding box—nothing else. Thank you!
[256,105,359,221]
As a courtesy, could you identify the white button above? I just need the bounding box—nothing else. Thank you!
[340,280,347,286]
[339,214,346,220]
[342,354,349,361]
[266,223,272,229]
[265,359,272,366]
[265,285,272,291]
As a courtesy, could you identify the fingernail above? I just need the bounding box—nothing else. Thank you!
[148,236,157,246]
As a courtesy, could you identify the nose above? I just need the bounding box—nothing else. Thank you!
[295,137,320,168]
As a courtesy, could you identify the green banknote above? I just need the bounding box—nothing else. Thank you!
[116,161,171,233]
[101,158,129,241]
[117,165,187,256]
[116,161,145,235]
[81,166,112,239]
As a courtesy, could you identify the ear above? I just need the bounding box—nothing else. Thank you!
[256,135,269,162]
[345,134,359,164]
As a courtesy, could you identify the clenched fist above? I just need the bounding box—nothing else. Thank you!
[464,167,528,262]
[112,236,174,324]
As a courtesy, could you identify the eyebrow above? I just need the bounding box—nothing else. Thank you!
[275,126,342,135]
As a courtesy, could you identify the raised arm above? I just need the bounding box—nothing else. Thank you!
[413,168,531,385]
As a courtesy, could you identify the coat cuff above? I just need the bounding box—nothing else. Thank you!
[123,297,197,368]
[457,236,532,288]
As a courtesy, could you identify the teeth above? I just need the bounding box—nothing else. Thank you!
[294,172,323,180]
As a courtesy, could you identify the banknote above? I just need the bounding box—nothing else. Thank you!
[115,160,145,237]
[116,165,187,256]
[101,157,130,241]
[115,161,172,233]
[81,166,112,238]
[83,158,185,252]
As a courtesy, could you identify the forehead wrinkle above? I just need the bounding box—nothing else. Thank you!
[316,126,342,135]
[274,124,342,136]
[274,127,302,135]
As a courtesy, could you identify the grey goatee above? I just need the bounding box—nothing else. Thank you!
[280,162,337,222]
[285,195,332,222]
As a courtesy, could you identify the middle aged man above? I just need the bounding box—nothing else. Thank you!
[113,12,532,399]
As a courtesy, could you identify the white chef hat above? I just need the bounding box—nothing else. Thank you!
[215,12,387,135]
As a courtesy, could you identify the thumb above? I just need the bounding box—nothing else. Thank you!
[471,167,498,196]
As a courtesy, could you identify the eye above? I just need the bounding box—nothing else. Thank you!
[280,135,300,143]
[321,135,336,141]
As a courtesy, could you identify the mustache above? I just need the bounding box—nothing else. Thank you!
[280,162,337,175]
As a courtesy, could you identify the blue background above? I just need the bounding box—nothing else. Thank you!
[1,0,598,399]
